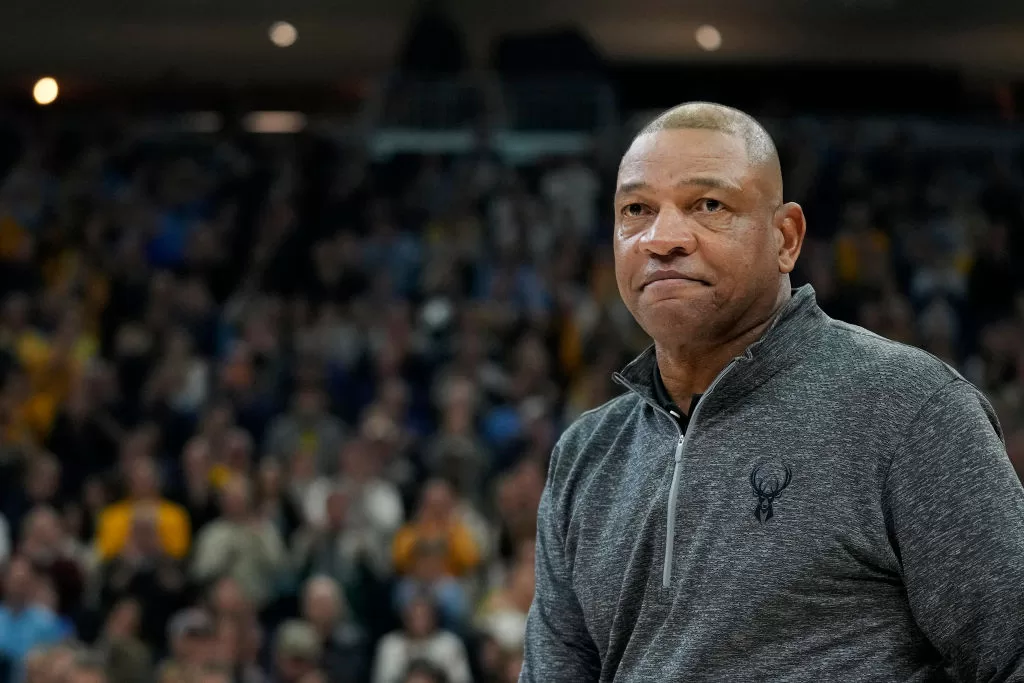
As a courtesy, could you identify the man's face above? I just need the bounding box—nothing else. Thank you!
[302,586,338,629]
[614,128,783,345]
[174,629,215,665]
[4,558,34,603]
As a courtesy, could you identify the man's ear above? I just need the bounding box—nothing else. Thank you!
[776,202,806,274]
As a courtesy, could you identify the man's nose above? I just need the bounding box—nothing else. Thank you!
[640,207,698,257]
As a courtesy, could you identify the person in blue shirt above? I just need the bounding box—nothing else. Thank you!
[0,556,68,681]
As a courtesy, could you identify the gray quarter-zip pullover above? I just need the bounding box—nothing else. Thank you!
[521,285,1024,682]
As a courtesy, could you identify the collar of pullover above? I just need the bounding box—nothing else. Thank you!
[615,284,827,416]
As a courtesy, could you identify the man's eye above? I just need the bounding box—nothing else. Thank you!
[622,203,648,217]
[697,198,724,213]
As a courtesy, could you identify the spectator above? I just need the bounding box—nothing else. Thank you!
[18,506,85,617]
[3,452,62,539]
[190,475,286,609]
[98,507,186,649]
[159,607,216,676]
[371,595,470,683]
[44,376,119,503]
[205,577,251,622]
[300,576,368,683]
[168,437,221,534]
[0,556,66,680]
[270,620,321,683]
[305,439,403,579]
[253,458,304,544]
[95,598,150,683]
[393,539,470,633]
[94,456,191,563]
[392,480,479,579]
[264,386,346,474]
[423,376,488,501]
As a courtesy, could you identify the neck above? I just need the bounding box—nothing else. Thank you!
[656,284,790,412]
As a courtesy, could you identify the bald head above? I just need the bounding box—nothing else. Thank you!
[613,101,806,353]
[633,102,782,204]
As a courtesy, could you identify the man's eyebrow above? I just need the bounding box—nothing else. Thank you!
[615,181,650,197]
[676,175,743,192]
[615,176,743,197]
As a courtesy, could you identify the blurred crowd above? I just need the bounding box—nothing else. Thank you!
[0,110,1019,683]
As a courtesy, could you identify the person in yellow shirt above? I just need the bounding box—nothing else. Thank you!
[11,305,97,443]
[393,479,479,578]
[95,455,191,562]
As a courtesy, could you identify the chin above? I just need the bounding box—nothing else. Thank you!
[638,304,708,339]
[636,290,722,332]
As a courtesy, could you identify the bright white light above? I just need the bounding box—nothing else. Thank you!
[33,77,59,105]
[269,21,298,48]
[695,25,722,52]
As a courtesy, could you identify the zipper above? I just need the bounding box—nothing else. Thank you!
[663,433,686,587]
[613,357,742,589]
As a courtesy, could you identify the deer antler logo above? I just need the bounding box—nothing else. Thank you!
[750,462,792,522]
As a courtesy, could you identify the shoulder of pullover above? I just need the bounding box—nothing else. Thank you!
[555,391,641,463]
[818,318,1001,444]
[822,318,964,395]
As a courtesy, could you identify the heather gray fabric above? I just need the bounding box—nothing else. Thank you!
[521,285,1024,683]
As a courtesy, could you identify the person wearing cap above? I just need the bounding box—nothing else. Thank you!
[272,620,322,683]
[159,607,216,676]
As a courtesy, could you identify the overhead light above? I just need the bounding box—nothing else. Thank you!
[269,21,298,48]
[33,77,59,105]
[242,111,307,134]
[695,25,722,52]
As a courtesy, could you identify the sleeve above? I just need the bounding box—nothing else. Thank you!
[370,635,403,683]
[391,526,418,575]
[447,523,481,576]
[162,506,191,559]
[443,633,473,683]
[520,442,601,683]
[255,523,286,571]
[884,379,1024,682]
[190,527,228,581]
[94,507,126,562]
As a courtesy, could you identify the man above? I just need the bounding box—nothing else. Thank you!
[264,385,346,473]
[190,475,286,609]
[160,607,217,674]
[94,455,191,562]
[300,576,368,683]
[0,556,66,680]
[271,620,323,683]
[521,102,1024,682]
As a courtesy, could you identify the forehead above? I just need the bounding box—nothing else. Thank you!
[617,128,752,188]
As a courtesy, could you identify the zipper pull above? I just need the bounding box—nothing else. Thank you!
[673,434,685,463]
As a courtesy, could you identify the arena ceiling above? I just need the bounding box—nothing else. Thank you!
[0,0,1022,86]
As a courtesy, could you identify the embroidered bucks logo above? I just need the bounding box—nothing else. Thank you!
[750,462,793,522]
